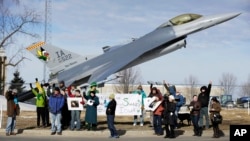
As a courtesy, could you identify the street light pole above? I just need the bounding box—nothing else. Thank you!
[0,48,6,96]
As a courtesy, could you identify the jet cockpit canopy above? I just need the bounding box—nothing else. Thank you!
[157,13,202,29]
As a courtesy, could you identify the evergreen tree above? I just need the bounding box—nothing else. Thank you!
[9,70,25,93]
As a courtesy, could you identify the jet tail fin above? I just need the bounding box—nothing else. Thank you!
[26,41,86,74]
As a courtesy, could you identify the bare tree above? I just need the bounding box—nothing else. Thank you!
[0,1,41,66]
[0,0,41,95]
[241,75,250,97]
[184,75,199,101]
[219,72,237,95]
[113,67,142,93]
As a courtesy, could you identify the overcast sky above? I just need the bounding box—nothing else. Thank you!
[5,0,250,87]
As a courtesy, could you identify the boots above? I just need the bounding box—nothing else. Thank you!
[197,127,203,136]
[193,128,199,136]
[212,128,216,138]
[164,125,171,138]
[212,127,220,138]
[169,125,176,138]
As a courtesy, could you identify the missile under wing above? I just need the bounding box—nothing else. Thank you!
[26,12,240,86]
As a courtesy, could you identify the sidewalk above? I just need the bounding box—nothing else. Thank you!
[0,128,229,137]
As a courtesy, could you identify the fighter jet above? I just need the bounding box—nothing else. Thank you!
[26,12,240,87]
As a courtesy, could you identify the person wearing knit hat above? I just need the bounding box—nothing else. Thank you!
[87,82,99,96]
[106,93,119,138]
[109,93,115,99]
[162,94,177,138]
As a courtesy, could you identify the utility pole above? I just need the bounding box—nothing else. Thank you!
[43,0,52,83]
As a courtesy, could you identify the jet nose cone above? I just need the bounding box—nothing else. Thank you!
[222,12,241,21]
[226,12,241,19]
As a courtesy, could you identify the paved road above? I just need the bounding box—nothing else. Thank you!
[0,135,229,141]
[0,129,229,141]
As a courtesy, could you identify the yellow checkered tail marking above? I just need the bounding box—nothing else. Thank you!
[26,42,45,51]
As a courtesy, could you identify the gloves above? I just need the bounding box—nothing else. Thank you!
[52,83,55,88]
[29,83,33,89]
[35,78,38,82]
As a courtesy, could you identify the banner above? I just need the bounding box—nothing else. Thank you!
[96,93,142,116]
[67,93,142,115]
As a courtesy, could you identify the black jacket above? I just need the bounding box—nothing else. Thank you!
[198,83,212,107]
[106,99,116,115]
[163,100,177,125]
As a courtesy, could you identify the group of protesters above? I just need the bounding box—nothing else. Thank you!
[130,80,222,138]
[5,79,222,138]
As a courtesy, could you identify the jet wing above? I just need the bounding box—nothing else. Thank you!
[87,57,132,84]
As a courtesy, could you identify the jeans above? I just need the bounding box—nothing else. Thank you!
[107,115,118,137]
[133,110,144,124]
[153,115,163,134]
[175,106,181,127]
[191,114,200,132]
[50,112,62,133]
[199,107,209,128]
[6,115,16,133]
[70,110,81,130]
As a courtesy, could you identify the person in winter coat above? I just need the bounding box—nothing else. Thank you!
[189,95,202,136]
[49,87,65,135]
[151,87,164,136]
[59,81,71,130]
[148,84,162,127]
[30,78,46,128]
[83,90,100,130]
[132,85,147,126]
[68,88,82,131]
[163,80,184,128]
[106,93,119,138]
[162,95,177,138]
[5,89,19,136]
[209,97,222,138]
[198,81,212,130]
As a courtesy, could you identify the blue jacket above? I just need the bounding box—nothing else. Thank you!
[49,94,65,114]
[175,94,184,107]
[132,90,147,106]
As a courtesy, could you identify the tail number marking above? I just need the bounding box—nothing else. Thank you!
[56,50,72,63]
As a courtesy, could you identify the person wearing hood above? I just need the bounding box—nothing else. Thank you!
[83,90,100,130]
[198,81,212,133]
